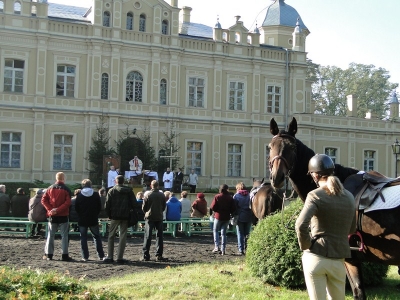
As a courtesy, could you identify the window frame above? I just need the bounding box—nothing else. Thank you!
[56,65,76,98]
[188,76,205,108]
[103,11,111,27]
[126,71,143,102]
[162,20,168,35]
[4,58,25,93]
[101,73,109,100]
[186,140,204,176]
[126,12,133,30]
[227,143,243,177]
[266,84,283,114]
[139,14,146,32]
[0,131,22,169]
[363,150,376,172]
[52,133,75,171]
[228,81,245,111]
[325,147,338,164]
[160,78,167,105]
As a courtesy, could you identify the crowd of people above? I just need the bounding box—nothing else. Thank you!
[0,171,256,263]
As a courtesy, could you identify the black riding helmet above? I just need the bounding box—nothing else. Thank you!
[308,154,334,176]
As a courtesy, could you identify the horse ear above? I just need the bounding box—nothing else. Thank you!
[270,118,279,135]
[287,117,297,136]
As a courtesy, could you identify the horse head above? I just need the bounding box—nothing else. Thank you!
[269,117,298,189]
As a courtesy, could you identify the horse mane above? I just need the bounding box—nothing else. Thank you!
[334,164,359,182]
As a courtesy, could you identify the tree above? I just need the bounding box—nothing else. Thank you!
[86,115,115,185]
[309,62,398,118]
[158,120,181,173]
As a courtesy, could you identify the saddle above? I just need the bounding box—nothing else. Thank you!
[344,170,400,210]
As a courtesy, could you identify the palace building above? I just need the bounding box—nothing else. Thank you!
[0,0,399,188]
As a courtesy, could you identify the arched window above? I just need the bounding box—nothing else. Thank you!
[235,32,240,43]
[126,71,143,102]
[103,11,111,27]
[101,73,109,100]
[31,5,37,16]
[0,1,4,13]
[162,20,168,35]
[160,79,167,105]
[14,1,21,14]
[139,14,146,32]
[126,12,133,30]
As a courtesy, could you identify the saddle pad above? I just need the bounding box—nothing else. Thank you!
[364,184,400,213]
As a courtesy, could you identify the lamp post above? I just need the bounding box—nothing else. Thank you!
[391,139,400,178]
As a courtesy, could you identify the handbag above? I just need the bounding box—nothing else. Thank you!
[128,209,138,227]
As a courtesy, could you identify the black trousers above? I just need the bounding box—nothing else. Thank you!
[142,220,164,259]
[189,185,196,193]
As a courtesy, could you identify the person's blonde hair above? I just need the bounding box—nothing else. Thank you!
[181,191,188,198]
[236,182,245,190]
[56,172,65,181]
[136,191,144,199]
[322,175,345,196]
[164,191,171,199]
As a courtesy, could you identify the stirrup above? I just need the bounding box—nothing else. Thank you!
[348,231,364,252]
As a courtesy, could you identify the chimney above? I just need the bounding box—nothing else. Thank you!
[346,95,358,117]
[389,91,399,119]
[181,6,192,23]
[170,0,178,7]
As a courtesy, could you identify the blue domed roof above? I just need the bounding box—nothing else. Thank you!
[262,0,308,33]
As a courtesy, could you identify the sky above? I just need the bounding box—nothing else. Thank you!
[49,0,400,88]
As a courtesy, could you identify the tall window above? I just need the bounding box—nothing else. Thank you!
[229,81,244,110]
[265,145,271,179]
[160,78,167,105]
[101,73,109,99]
[266,85,281,113]
[53,134,72,170]
[162,20,168,35]
[228,144,242,177]
[56,65,75,97]
[14,1,21,14]
[103,11,110,27]
[4,59,24,93]
[364,150,375,171]
[325,147,337,164]
[126,12,133,30]
[139,14,146,32]
[1,132,21,168]
[0,1,4,13]
[31,5,36,16]
[126,71,143,102]
[188,77,204,107]
[186,142,202,175]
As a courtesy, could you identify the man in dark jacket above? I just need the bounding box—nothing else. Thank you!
[75,179,105,262]
[104,175,136,264]
[142,180,167,262]
[41,172,72,261]
[10,188,29,217]
[0,185,10,217]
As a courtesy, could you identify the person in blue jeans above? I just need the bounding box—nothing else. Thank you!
[210,184,236,255]
[233,182,253,255]
[75,179,105,262]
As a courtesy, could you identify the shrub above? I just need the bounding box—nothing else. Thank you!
[246,199,388,288]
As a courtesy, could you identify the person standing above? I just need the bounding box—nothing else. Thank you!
[174,168,184,193]
[104,175,136,264]
[107,166,118,192]
[98,188,108,219]
[28,189,47,237]
[75,179,105,262]
[10,188,30,217]
[0,185,10,217]
[163,167,173,191]
[295,154,356,300]
[210,184,236,255]
[188,169,198,193]
[142,180,167,262]
[41,172,72,261]
[233,182,253,255]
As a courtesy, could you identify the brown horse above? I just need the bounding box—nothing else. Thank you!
[268,117,400,300]
[250,178,284,221]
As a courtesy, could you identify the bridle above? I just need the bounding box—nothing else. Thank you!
[269,133,297,179]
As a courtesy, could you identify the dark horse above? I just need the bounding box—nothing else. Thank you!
[250,178,283,221]
[268,117,400,300]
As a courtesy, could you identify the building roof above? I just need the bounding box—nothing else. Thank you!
[179,22,213,39]
[262,0,308,32]
[48,2,90,22]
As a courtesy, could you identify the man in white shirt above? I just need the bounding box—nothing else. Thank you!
[188,169,198,193]
[163,167,173,191]
[107,166,119,191]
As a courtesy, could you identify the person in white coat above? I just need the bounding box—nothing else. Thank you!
[163,167,173,191]
[107,166,118,191]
